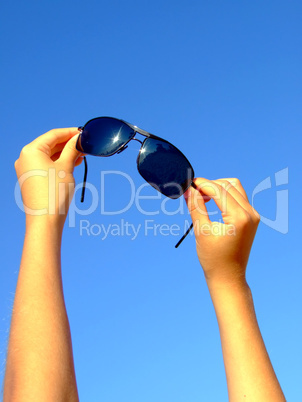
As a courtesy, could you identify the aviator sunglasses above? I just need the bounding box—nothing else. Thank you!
[76,117,197,247]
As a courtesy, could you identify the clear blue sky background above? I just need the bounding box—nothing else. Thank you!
[0,0,301,400]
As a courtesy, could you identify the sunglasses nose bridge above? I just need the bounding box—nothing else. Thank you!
[131,137,143,145]
[116,136,144,155]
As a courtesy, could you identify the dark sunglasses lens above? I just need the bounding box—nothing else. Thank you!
[77,117,134,156]
[138,138,194,199]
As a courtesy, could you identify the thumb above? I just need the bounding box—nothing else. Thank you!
[185,184,210,226]
[59,133,83,171]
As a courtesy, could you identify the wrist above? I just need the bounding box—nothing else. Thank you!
[205,271,250,301]
[25,214,65,238]
[205,276,254,331]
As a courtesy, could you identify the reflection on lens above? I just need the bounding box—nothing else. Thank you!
[77,117,135,156]
[138,138,194,198]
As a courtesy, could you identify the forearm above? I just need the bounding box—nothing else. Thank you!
[4,218,78,401]
[207,277,285,402]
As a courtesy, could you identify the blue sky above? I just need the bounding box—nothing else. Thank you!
[0,0,301,400]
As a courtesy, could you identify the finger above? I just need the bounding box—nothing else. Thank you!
[185,183,211,226]
[191,182,211,203]
[31,127,80,152]
[50,142,68,157]
[74,155,84,167]
[213,178,248,200]
[53,149,84,165]
[58,133,82,171]
[213,179,252,213]
[193,178,244,225]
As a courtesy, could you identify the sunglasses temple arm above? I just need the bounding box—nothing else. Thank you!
[174,181,197,248]
[80,156,88,203]
[174,222,194,248]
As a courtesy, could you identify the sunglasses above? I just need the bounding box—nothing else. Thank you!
[76,117,196,247]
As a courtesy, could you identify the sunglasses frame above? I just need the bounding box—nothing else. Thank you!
[76,116,196,247]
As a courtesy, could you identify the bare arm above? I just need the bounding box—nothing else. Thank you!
[186,178,285,401]
[4,128,83,401]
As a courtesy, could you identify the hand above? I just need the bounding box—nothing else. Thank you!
[185,178,260,287]
[15,127,83,229]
